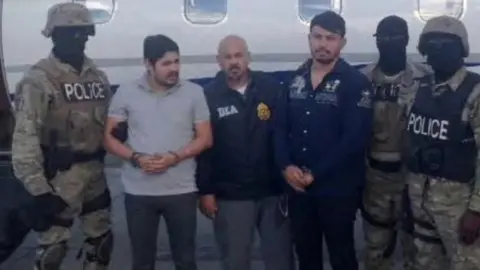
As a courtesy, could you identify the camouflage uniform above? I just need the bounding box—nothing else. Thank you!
[11,3,113,270]
[404,16,480,270]
[360,61,430,270]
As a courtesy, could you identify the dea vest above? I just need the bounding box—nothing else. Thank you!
[33,58,111,153]
[405,72,479,182]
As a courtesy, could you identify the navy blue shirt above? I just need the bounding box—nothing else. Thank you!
[273,58,374,196]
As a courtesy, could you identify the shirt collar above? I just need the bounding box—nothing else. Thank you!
[301,58,349,76]
[433,67,467,92]
[369,61,415,85]
[137,72,182,95]
[214,69,254,93]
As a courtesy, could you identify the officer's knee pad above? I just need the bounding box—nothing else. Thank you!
[34,241,67,270]
[84,230,113,266]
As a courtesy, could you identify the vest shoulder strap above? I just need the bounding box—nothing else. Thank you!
[30,58,62,91]
[455,71,480,105]
[460,71,480,90]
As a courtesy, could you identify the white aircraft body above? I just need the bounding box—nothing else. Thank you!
[0,1,478,268]
[2,0,480,103]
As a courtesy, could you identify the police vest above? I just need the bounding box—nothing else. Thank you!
[33,58,111,153]
[405,72,479,182]
[370,72,415,157]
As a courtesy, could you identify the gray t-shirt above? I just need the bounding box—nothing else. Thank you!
[107,74,210,196]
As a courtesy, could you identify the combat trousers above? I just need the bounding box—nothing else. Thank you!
[361,160,415,270]
[34,160,112,270]
[213,196,295,270]
[407,173,480,270]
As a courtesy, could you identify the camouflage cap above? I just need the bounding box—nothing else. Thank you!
[42,2,95,38]
[418,15,469,56]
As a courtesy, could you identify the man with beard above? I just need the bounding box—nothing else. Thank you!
[196,35,294,270]
[403,15,480,269]
[11,3,114,269]
[197,35,294,270]
[104,34,213,270]
[273,11,374,270]
[359,16,431,270]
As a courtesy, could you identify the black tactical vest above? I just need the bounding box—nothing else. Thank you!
[405,72,479,182]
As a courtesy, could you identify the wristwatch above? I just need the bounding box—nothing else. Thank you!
[129,152,143,168]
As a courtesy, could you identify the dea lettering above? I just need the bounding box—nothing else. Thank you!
[217,105,239,118]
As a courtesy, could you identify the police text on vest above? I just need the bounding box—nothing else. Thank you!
[62,82,106,102]
[407,112,448,140]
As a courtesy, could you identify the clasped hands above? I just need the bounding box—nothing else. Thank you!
[283,165,314,192]
[135,152,180,174]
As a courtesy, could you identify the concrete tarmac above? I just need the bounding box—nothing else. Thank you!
[0,156,405,270]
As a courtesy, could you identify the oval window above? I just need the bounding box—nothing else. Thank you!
[298,0,343,24]
[184,0,227,25]
[72,0,116,24]
[415,0,466,22]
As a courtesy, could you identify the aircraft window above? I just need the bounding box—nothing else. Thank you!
[184,0,227,24]
[72,0,116,24]
[298,0,343,24]
[415,0,466,22]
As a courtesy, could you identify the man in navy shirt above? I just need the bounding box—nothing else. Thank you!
[273,11,374,270]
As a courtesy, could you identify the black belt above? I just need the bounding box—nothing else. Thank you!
[72,149,106,163]
[368,156,402,173]
[40,146,105,164]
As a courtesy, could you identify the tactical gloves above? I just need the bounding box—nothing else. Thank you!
[459,209,480,245]
[23,193,69,232]
[34,193,68,217]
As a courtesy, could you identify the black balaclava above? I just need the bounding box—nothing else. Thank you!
[374,16,409,75]
[419,32,464,83]
[51,25,93,72]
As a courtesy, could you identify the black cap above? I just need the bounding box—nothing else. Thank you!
[310,11,346,37]
[374,15,408,37]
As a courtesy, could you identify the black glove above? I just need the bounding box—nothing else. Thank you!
[20,193,68,232]
[111,121,128,143]
[33,193,68,217]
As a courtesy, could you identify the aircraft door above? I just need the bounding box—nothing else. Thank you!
[0,0,14,151]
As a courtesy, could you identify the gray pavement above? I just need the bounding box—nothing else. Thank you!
[0,155,404,270]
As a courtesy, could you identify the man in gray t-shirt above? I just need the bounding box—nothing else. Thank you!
[104,34,212,270]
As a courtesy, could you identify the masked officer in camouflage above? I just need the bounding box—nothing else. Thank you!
[11,3,113,270]
[403,15,480,269]
[359,16,431,270]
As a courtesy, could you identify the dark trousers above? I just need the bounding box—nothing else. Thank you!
[213,196,295,270]
[289,193,360,270]
[124,192,197,270]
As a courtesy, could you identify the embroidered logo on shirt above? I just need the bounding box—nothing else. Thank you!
[324,79,341,93]
[357,88,373,108]
[289,76,307,99]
